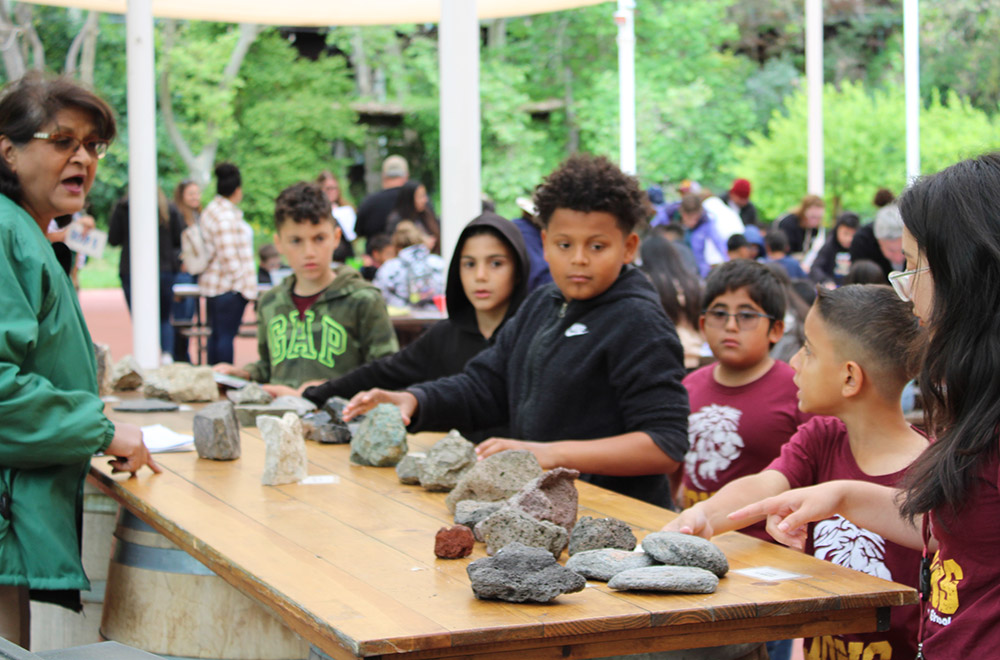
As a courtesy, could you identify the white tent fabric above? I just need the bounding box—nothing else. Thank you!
[27,0,609,26]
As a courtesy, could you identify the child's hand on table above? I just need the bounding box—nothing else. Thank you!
[343,388,417,424]
[475,438,561,469]
[662,505,714,539]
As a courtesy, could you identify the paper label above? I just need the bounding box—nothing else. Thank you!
[300,475,339,485]
[730,566,807,581]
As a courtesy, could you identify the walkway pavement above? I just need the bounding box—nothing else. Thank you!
[80,288,258,368]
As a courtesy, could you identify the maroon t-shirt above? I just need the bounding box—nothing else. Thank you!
[291,291,322,318]
[681,361,813,541]
[767,416,921,660]
[923,446,1000,657]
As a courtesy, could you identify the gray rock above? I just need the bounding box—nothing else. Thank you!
[258,413,308,486]
[454,500,504,534]
[507,467,580,534]
[477,507,569,558]
[94,343,113,396]
[192,401,241,460]
[234,404,301,428]
[467,542,585,603]
[395,453,425,484]
[321,396,353,420]
[568,516,637,556]
[445,449,543,513]
[111,355,144,391]
[418,430,476,491]
[301,411,352,444]
[226,382,273,405]
[607,565,719,594]
[271,395,317,416]
[349,403,408,467]
[565,549,656,581]
[143,363,218,402]
[640,531,729,577]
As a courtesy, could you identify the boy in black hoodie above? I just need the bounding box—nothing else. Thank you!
[344,155,690,508]
[266,212,529,441]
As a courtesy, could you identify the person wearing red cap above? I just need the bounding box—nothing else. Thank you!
[722,178,760,227]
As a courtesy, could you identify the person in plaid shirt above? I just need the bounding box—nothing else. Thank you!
[198,162,256,364]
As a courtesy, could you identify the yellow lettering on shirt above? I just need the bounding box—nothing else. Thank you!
[681,488,715,509]
[805,636,892,660]
[930,552,963,615]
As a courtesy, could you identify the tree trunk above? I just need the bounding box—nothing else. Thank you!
[13,3,44,71]
[65,10,99,85]
[0,0,25,81]
[486,18,506,51]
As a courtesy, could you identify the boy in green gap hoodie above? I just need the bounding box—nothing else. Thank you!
[214,182,398,387]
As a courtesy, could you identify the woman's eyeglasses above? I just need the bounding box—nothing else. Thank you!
[32,132,109,159]
[888,266,929,302]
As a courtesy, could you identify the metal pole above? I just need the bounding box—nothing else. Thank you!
[615,0,636,175]
[805,0,824,197]
[904,0,920,181]
[126,0,160,368]
[438,0,481,269]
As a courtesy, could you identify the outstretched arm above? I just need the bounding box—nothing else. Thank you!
[729,480,928,551]
[477,431,678,474]
[663,470,790,539]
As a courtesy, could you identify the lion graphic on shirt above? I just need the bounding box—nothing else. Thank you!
[812,515,892,581]
[686,404,744,491]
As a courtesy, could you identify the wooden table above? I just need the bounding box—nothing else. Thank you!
[389,309,445,348]
[90,405,916,660]
[171,283,265,364]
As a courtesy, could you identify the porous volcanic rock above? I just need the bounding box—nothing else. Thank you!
[607,565,719,593]
[301,411,352,444]
[434,525,475,559]
[640,531,729,577]
[506,467,580,534]
[568,516,636,556]
[349,403,408,467]
[477,508,568,558]
[454,500,504,533]
[565,548,655,581]
[395,453,425,484]
[143,363,217,402]
[418,430,476,491]
[259,413,307,486]
[444,450,542,513]
[192,401,241,460]
[226,382,273,405]
[466,542,585,603]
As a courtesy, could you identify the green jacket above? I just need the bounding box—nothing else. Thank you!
[0,194,114,602]
[244,266,399,387]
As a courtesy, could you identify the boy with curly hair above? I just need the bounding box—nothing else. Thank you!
[344,155,690,508]
[215,182,397,387]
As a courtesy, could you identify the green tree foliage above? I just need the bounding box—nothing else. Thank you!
[730,80,1000,221]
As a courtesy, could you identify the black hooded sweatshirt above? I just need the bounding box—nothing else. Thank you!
[302,212,530,441]
[407,265,690,509]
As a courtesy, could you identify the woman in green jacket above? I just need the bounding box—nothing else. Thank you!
[0,74,160,647]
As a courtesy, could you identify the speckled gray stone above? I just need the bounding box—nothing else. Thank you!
[640,531,729,577]
[301,411,352,444]
[467,542,585,603]
[445,449,543,513]
[478,507,569,557]
[565,549,656,581]
[258,413,307,486]
[418,430,476,491]
[143,363,218,402]
[235,404,301,428]
[506,467,580,534]
[321,396,353,420]
[271,395,317,416]
[111,355,144,391]
[454,500,504,535]
[607,565,719,593]
[192,401,241,460]
[568,516,637,556]
[395,453,425,484]
[349,403,408,467]
[226,382,273,405]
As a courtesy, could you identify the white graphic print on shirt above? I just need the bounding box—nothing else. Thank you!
[813,515,892,581]
[686,404,744,491]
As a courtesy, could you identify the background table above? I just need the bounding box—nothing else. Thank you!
[90,404,915,660]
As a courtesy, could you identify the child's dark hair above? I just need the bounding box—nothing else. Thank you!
[274,182,333,229]
[835,211,861,232]
[215,162,241,198]
[533,154,650,234]
[765,229,790,254]
[703,259,786,323]
[365,233,392,256]
[640,233,701,327]
[814,284,921,399]
[727,234,749,252]
[844,259,884,285]
[258,243,278,262]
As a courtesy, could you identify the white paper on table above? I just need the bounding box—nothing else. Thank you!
[140,424,195,453]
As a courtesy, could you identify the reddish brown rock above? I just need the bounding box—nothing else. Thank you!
[435,525,475,559]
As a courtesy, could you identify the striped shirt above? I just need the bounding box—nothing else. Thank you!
[198,195,257,300]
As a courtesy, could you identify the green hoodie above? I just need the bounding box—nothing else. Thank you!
[0,194,114,604]
[243,265,399,386]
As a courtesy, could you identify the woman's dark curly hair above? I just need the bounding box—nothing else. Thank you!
[533,154,650,234]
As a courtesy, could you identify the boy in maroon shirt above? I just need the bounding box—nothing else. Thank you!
[667,285,926,660]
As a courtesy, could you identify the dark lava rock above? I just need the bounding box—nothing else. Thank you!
[301,411,352,444]
[607,565,719,593]
[568,516,637,556]
[192,401,241,460]
[640,531,729,577]
[477,508,568,558]
[434,525,475,559]
[466,542,585,603]
[565,548,655,581]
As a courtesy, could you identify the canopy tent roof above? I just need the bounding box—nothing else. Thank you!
[26,0,609,25]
